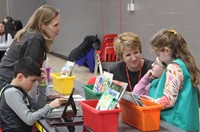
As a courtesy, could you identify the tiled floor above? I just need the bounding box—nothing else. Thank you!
[47,53,96,84]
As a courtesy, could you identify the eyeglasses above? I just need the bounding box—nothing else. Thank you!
[153,61,166,68]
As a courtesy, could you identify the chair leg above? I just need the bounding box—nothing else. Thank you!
[94,54,103,76]
[99,60,103,76]
[94,54,99,76]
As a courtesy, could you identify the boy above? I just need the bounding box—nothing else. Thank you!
[0,57,63,132]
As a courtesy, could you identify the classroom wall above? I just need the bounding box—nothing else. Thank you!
[108,0,200,64]
[46,0,102,57]
[102,0,200,66]
[1,0,200,66]
[0,0,45,27]
[47,0,200,66]
[0,0,7,20]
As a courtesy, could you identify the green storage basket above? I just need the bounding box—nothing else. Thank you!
[82,84,103,100]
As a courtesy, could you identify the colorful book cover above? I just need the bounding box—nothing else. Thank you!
[129,92,145,107]
[107,82,123,99]
[93,71,113,92]
[112,80,128,100]
[60,61,75,77]
[98,76,112,92]
[93,76,103,92]
[108,99,118,110]
[96,92,114,110]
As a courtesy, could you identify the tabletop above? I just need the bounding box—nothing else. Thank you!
[38,80,186,132]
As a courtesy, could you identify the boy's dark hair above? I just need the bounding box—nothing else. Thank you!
[14,57,41,78]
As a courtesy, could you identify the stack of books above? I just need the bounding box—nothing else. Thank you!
[93,72,128,110]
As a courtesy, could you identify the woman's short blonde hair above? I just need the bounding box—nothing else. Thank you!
[14,5,60,52]
[113,32,142,59]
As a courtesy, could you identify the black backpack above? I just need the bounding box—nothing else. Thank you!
[67,35,100,61]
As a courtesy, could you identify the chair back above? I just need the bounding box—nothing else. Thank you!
[97,34,118,62]
[87,76,96,84]
[94,34,118,75]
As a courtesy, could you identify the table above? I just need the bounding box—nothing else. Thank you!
[37,80,186,132]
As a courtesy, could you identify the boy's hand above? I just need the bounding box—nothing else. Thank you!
[38,68,47,84]
[49,98,67,109]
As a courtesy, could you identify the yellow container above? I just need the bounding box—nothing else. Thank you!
[50,73,76,95]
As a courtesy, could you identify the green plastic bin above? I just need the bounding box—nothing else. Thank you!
[82,85,103,100]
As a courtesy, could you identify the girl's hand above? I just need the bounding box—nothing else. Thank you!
[146,69,154,79]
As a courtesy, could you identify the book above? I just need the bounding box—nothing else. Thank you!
[108,99,118,110]
[60,61,75,77]
[121,92,145,107]
[107,82,123,100]
[128,92,145,107]
[96,92,114,110]
[111,80,128,100]
[93,71,113,92]
[95,80,128,110]
[93,76,103,92]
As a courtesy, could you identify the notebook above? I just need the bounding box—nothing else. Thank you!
[45,88,83,126]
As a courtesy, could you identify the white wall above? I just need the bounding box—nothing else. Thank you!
[1,0,200,66]
[7,0,45,26]
[46,0,102,56]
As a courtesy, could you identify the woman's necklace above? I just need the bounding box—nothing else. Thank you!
[125,60,142,92]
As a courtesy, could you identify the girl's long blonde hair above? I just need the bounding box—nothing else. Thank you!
[150,28,200,87]
[14,5,59,52]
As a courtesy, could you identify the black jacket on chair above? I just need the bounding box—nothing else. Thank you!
[67,35,100,62]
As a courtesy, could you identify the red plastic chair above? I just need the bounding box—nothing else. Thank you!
[96,34,118,62]
[87,76,96,84]
[95,34,118,75]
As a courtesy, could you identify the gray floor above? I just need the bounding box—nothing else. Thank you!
[47,54,96,84]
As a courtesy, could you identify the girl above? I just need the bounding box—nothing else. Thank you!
[149,28,200,131]
[133,57,166,96]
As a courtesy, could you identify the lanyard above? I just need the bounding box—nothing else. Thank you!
[125,62,142,92]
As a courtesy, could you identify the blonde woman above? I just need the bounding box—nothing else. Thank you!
[108,32,153,92]
[0,5,61,88]
[149,28,200,131]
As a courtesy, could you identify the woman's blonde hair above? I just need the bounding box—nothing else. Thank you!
[150,28,200,87]
[14,5,60,52]
[113,32,142,59]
